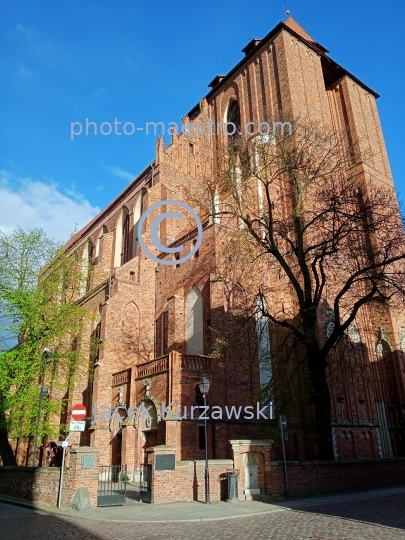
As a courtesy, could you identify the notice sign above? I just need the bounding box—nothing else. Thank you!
[81,455,96,469]
[155,454,175,471]
[70,420,85,432]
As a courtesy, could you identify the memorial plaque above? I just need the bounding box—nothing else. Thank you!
[81,455,96,469]
[155,453,175,471]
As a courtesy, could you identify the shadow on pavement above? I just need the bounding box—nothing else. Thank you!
[294,493,405,531]
[0,502,106,540]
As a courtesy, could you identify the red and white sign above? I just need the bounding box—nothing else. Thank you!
[71,404,86,421]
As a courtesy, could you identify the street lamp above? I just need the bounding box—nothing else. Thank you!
[198,377,211,504]
[31,347,51,466]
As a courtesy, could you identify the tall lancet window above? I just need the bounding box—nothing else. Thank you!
[79,241,93,296]
[254,294,272,387]
[186,285,204,355]
[94,225,107,265]
[230,165,243,229]
[211,190,221,224]
[227,99,241,147]
[122,209,131,265]
[114,207,129,267]
[133,189,146,257]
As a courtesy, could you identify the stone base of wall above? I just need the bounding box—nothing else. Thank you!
[268,458,405,498]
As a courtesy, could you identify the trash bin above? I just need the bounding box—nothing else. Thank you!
[226,469,239,502]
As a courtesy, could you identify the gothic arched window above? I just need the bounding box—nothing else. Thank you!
[186,285,204,355]
[254,294,272,387]
[114,207,129,267]
[94,225,107,265]
[227,100,241,134]
[133,189,146,257]
[122,208,131,265]
[80,241,93,296]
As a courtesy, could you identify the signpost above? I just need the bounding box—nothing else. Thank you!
[278,414,289,498]
[57,404,87,509]
[57,433,74,509]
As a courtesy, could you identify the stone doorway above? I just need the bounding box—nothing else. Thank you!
[244,452,260,499]
[229,439,273,501]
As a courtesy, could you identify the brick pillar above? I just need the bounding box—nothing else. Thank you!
[90,427,111,465]
[146,445,178,504]
[64,447,101,508]
[263,441,272,495]
[122,423,137,471]
[165,418,179,447]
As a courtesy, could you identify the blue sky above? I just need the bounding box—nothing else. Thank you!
[1,0,404,242]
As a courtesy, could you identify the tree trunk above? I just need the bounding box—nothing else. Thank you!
[306,346,335,460]
[0,397,17,466]
[0,428,17,466]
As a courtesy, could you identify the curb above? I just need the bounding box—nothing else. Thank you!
[48,505,288,524]
[1,486,405,523]
[0,496,283,523]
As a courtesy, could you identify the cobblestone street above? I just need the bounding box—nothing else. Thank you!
[1,494,405,540]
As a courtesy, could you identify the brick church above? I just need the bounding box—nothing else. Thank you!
[56,17,405,496]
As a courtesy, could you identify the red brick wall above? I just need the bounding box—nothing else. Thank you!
[0,448,101,508]
[149,459,233,504]
[0,466,60,505]
[268,458,405,498]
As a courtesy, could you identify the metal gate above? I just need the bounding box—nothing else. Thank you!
[139,463,152,503]
[97,465,127,506]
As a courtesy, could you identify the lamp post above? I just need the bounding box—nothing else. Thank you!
[31,347,51,466]
[198,377,211,504]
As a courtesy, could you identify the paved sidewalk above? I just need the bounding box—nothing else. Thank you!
[1,485,405,522]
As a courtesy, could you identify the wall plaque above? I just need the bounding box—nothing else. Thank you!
[155,454,175,471]
[81,455,96,469]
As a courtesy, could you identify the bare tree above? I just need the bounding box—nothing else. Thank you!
[184,118,405,459]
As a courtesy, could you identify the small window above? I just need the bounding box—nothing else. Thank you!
[175,253,180,268]
[199,425,206,450]
[189,142,195,155]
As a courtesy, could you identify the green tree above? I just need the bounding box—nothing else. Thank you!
[0,228,90,465]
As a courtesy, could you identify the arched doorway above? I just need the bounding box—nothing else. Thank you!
[139,398,159,461]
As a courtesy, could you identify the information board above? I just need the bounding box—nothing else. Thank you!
[81,455,96,469]
[155,454,176,471]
